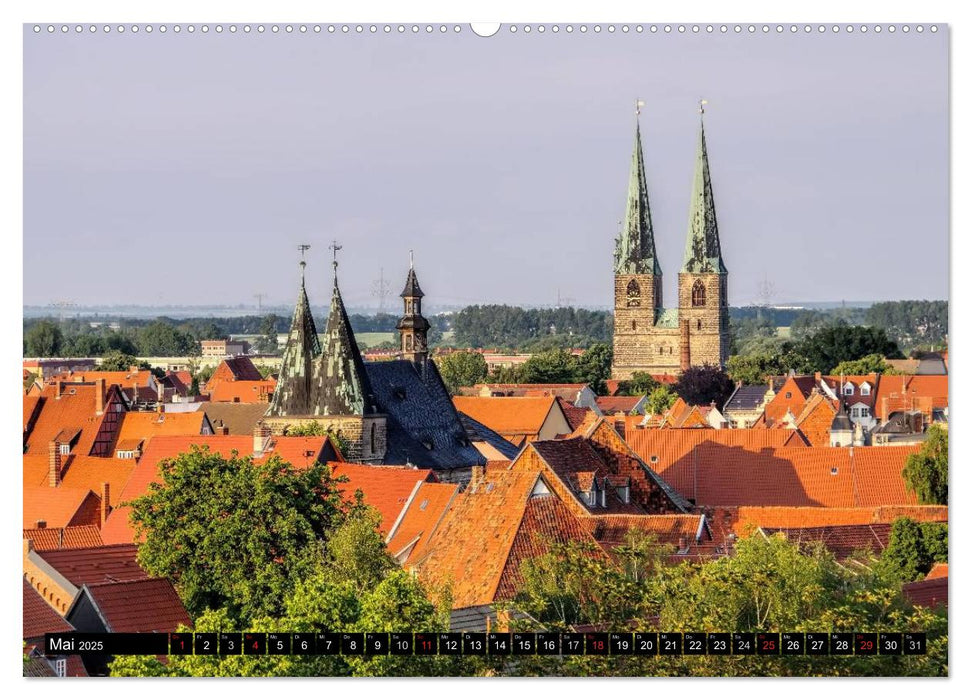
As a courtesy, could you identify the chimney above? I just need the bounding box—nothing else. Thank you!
[680,320,691,371]
[94,378,105,415]
[218,424,229,436]
[470,465,485,489]
[814,371,822,382]
[157,380,165,407]
[253,424,271,457]
[55,381,63,399]
[100,482,110,527]
[129,365,139,373]
[48,440,62,487]
[35,520,47,529]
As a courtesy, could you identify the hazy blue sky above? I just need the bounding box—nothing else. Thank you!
[23,25,948,310]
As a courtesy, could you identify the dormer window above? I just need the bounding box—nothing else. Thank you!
[785,392,792,399]
[843,384,854,396]
[59,443,70,456]
[861,383,871,396]
[617,484,631,504]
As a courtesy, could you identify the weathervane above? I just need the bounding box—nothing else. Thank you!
[329,240,343,274]
[635,98,645,117]
[409,249,414,270]
[297,244,311,279]
[699,98,708,115]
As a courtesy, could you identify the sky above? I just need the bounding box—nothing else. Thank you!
[23,24,949,310]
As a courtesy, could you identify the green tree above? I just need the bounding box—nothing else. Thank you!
[136,320,197,356]
[902,424,948,505]
[254,314,281,354]
[518,348,578,384]
[616,371,659,396]
[795,322,903,374]
[726,354,787,385]
[573,343,613,395]
[879,518,948,583]
[99,350,148,372]
[673,364,735,409]
[128,446,346,621]
[645,386,678,415]
[435,351,489,393]
[831,353,892,376]
[25,320,64,357]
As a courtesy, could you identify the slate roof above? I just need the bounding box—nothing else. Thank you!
[329,462,434,534]
[681,115,727,274]
[202,402,269,435]
[367,360,485,469]
[614,119,660,276]
[761,523,893,560]
[38,544,149,586]
[448,605,538,633]
[724,384,771,412]
[76,578,192,633]
[457,411,522,460]
[400,266,425,298]
[23,525,104,551]
[23,578,74,641]
[267,275,322,418]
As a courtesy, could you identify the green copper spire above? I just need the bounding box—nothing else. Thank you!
[614,108,661,276]
[681,105,728,274]
[311,248,374,416]
[266,251,322,417]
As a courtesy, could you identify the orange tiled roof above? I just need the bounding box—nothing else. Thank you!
[23,525,104,551]
[23,486,99,529]
[556,397,593,431]
[761,523,893,560]
[109,411,209,453]
[495,494,604,600]
[584,514,706,549]
[329,462,434,534]
[709,505,948,537]
[926,562,948,580]
[100,435,333,544]
[48,369,154,390]
[873,375,949,420]
[685,445,921,508]
[595,396,643,415]
[23,385,106,456]
[415,470,564,608]
[386,481,460,563]
[23,578,74,640]
[81,578,192,633]
[208,378,276,403]
[452,396,557,441]
[24,454,138,502]
[38,544,149,586]
[793,393,839,446]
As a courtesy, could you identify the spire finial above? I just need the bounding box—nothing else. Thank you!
[699,98,708,115]
[329,240,343,276]
[297,244,311,281]
[409,249,414,270]
[635,98,645,117]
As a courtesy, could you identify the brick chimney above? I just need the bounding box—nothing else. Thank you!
[470,465,485,489]
[100,482,110,527]
[48,440,62,487]
[814,371,822,382]
[95,378,105,415]
[157,380,165,407]
[218,424,229,436]
[253,424,271,457]
[55,381,63,399]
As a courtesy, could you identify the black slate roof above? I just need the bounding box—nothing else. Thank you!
[365,359,485,469]
[724,385,770,412]
[457,412,522,461]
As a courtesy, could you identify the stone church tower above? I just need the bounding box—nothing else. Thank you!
[396,254,430,365]
[611,108,729,380]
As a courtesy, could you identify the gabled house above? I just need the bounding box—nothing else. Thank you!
[23,381,128,457]
[722,383,774,428]
[452,395,571,446]
[873,375,948,424]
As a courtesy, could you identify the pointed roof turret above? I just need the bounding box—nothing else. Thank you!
[311,245,374,416]
[266,251,322,417]
[615,103,661,275]
[682,103,728,274]
[401,250,424,298]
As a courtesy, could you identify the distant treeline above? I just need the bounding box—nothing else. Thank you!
[22,300,946,359]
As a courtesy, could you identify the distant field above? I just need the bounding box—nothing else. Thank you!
[357,332,396,347]
[777,326,791,339]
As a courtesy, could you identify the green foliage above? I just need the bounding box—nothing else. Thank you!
[99,350,147,372]
[197,365,215,384]
[136,320,198,356]
[645,386,678,415]
[573,343,613,395]
[673,364,735,409]
[615,371,659,396]
[451,305,611,349]
[253,364,275,379]
[435,351,488,393]
[902,425,948,505]
[518,348,578,384]
[25,320,64,356]
[253,314,280,354]
[128,446,345,621]
[795,322,903,374]
[879,518,948,583]
[865,300,948,350]
[726,354,790,385]
[831,353,891,376]
[281,422,349,455]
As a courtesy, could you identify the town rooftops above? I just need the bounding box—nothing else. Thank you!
[724,384,771,412]
[23,486,100,529]
[873,375,949,420]
[109,411,210,454]
[37,544,148,587]
[23,578,74,641]
[760,523,893,560]
[705,505,948,540]
[23,525,104,551]
[903,575,948,610]
[70,578,192,633]
[329,462,435,534]
[385,481,460,564]
[202,402,270,435]
[451,395,562,445]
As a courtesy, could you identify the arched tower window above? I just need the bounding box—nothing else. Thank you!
[626,279,641,307]
[691,280,706,307]
[405,334,413,351]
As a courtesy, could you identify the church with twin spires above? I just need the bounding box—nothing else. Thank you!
[611,106,731,380]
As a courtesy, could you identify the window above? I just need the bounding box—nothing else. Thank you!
[785,392,792,399]
[369,424,376,455]
[59,443,70,456]
[626,279,641,307]
[405,335,413,351]
[631,320,637,331]
[55,658,66,677]
[861,384,871,396]
[691,280,706,306]
[843,384,854,396]
[851,407,859,418]
[861,407,870,417]
[696,319,702,331]
[830,467,839,476]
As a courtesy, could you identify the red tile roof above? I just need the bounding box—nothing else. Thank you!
[761,523,893,560]
[452,396,559,443]
[23,486,100,529]
[101,435,333,544]
[584,514,706,550]
[208,379,276,403]
[204,357,264,394]
[903,576,947,609]
[81,578,192,632]
[24,454,138,507]
[793,393,839,446]
[873,375,949,420]
[23,578,74,640]
[683,445,921,507]
[710,505,948,537]
[595,396,643,415]
[22,385,105,456]
[386,481,460,563]
[926,562,948,580]
[110,411,209,453]
[23,525,104,551]
[38,544,149,586]
[556,398,593,431]
[329,462,434,534]
[49,369,155,390]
